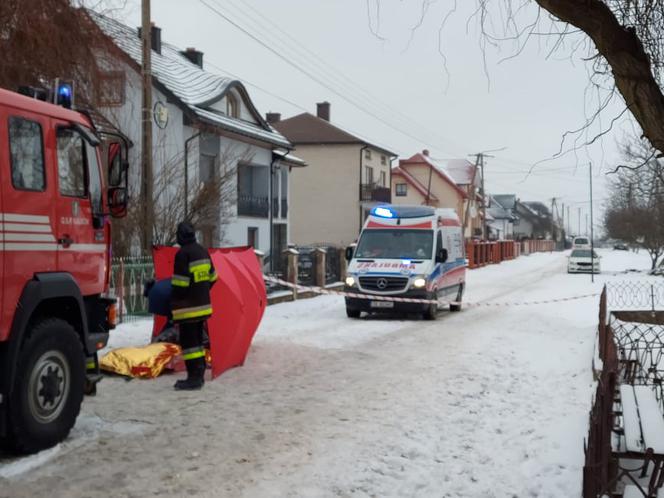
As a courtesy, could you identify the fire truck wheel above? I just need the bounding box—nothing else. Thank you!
[8,318,85,454]
[423,292,438,321]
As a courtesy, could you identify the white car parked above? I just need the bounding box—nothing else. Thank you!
[567,249,600,274]
[572,236,591,249]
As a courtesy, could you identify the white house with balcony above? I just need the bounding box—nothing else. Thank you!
[90,12,305,267]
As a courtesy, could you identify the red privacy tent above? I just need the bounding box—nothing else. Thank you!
[152,246,267,379]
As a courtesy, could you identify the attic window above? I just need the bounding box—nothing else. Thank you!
[226,94,239,118]
[396,183,407,196]
[364,149,372,160]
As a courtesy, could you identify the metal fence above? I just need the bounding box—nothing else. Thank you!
[606,281,664,311]
[583,288,664,497]
[109,256,154,323]
[611,311,664,412]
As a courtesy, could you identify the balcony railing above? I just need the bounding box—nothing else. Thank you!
[361,183,391,203]
[238,194,269,217]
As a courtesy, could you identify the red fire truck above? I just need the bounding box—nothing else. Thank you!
[0,85,128,454]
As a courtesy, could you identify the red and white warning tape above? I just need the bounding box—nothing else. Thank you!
[263,275,599,307]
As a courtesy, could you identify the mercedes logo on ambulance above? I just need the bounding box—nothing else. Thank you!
[376,278,388,290]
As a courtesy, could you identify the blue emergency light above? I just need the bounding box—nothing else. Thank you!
[372,206,394,218]
[54,80,74,109]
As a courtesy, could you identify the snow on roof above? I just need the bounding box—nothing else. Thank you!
[436,159,477,185]
[90,11,291,148]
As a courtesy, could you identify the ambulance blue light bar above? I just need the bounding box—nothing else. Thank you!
[372,206,394,218]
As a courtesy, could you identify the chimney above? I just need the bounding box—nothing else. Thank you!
[316,101,330,121]
[266,112,281,124]
[181,47,203,68]
[422,149,430,157]
[137,23,162,54]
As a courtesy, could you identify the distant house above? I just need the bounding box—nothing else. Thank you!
[487,195,515,240]
[391,150,471,233]
[492,195,553,239]
[90,12,305,263]
[272,103,397,246]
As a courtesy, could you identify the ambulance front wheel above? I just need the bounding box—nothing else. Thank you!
[7,318,85,454]
[423,292,438,320]
[346,307,361,319]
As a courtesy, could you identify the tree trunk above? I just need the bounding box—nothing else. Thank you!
[535,0,664,154]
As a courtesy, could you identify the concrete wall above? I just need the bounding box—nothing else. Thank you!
[288,144,362,246]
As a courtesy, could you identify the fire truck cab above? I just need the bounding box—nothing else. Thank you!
[0,87,128,453]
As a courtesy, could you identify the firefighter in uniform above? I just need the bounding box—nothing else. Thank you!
[170,222,217,390]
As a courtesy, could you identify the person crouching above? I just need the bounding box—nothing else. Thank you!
[170,221,217,390]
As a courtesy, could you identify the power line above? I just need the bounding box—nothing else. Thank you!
[198,0,463,157]
[210,0,470,155]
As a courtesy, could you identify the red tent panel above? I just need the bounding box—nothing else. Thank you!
[152,245,266,379]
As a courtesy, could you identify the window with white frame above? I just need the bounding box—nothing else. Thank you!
[365,166,374,184]
[364,149,372,160]
[381,155,386,165]
[379,171,386,187]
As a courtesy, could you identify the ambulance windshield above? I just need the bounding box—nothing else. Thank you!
[355,229,433,259]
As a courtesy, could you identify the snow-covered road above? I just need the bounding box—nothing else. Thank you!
[0,249,659,497]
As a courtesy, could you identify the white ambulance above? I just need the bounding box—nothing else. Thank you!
[344,205,466,320]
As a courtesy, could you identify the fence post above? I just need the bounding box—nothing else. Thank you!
[315,247,327,287]
[339,248,348,281]
[286,248,299,300]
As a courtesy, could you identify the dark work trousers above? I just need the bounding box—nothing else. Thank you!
[179,321,206,380]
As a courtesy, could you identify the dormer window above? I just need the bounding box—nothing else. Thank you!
[226,94,239,118]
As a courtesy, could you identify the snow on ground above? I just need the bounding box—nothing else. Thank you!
[1,248,660,498]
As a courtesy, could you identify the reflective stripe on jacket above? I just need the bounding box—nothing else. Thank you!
[170,242,216,323]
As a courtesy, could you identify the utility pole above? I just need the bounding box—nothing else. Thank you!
[141,0,154,252]
[462,154,481,240]
[589,162,595,283]
[550,197,556,244]
[480,154,486,239]
[567,205,570,235]
[561,202,565,244]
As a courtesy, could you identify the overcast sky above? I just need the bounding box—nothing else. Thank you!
[109,0,636,236]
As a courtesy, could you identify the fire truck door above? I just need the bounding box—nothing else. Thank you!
[54,125,105,294]
[1,112,57,339]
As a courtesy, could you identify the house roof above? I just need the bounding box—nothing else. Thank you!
[399,152,468,199]
[273,113,397,156]
[90,11,291,148]
[392,166,439,202]
[487,197,513,220]
[493,194,517,211]
[437,159,477,186]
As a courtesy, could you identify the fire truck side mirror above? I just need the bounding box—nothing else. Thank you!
[108,188,128,218]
